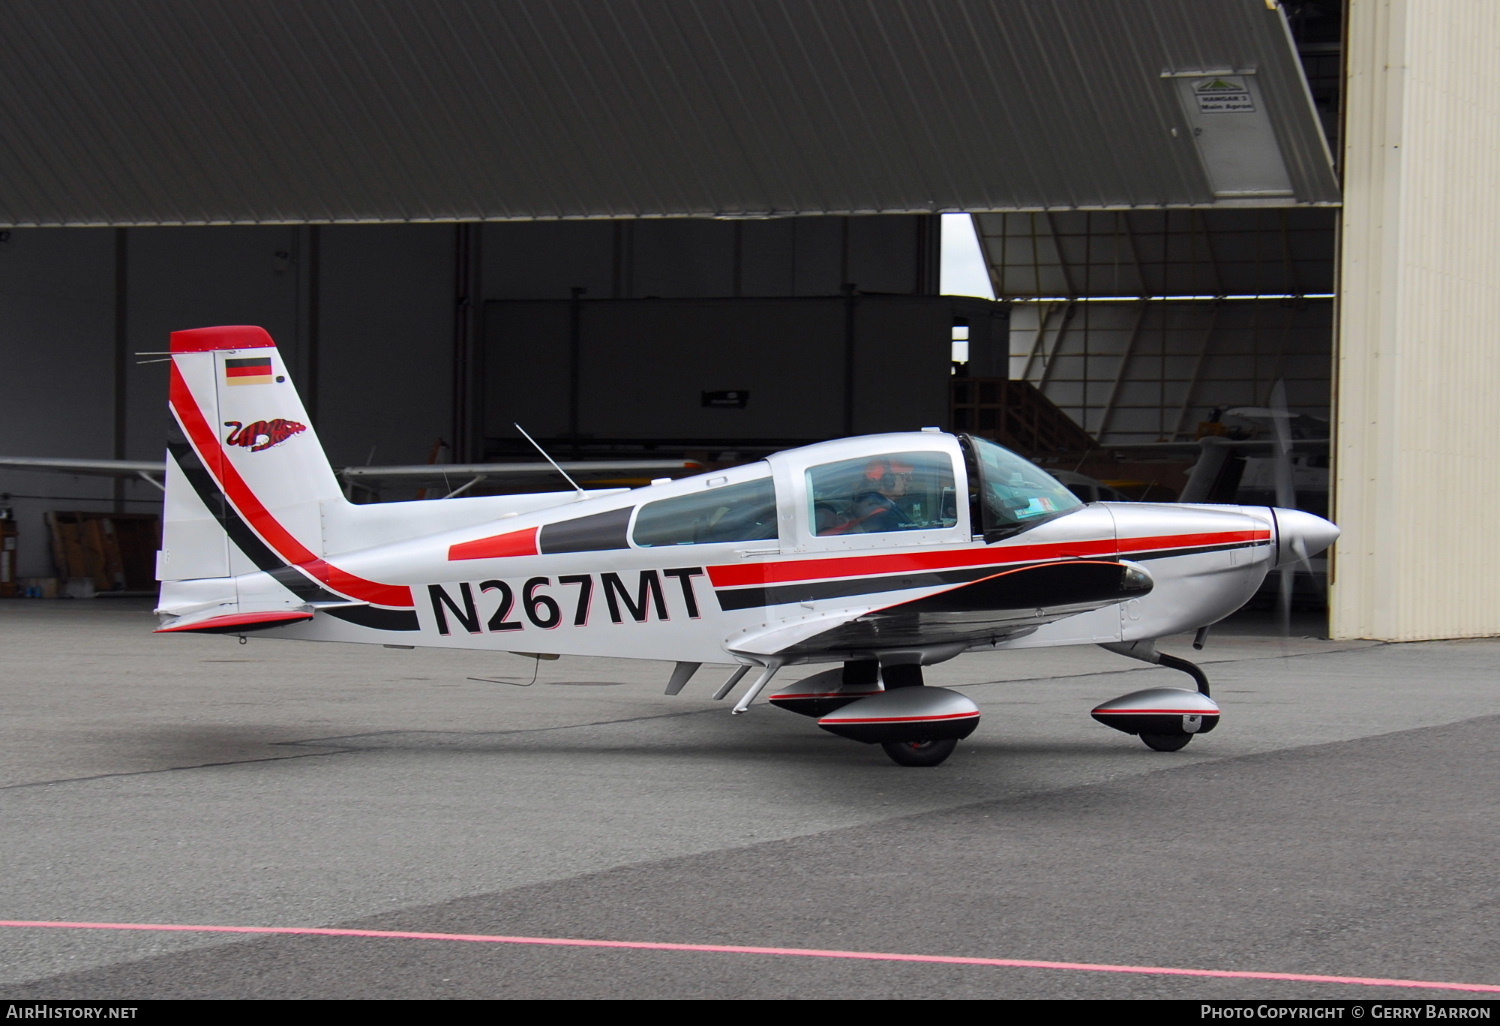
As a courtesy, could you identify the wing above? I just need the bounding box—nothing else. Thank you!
[0,455,699,499]
[0,456,166,490]
[727,559,1151,661]
[338,460,703,497]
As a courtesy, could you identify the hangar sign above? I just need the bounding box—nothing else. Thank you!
[1193,77,1256,114]
[1167,69,1291,198]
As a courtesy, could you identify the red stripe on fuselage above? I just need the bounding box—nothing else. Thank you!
[706,531,1267,589]
[169,361,413,608]
[448,527,540,561]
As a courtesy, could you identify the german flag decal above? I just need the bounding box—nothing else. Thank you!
[225,357,274,386]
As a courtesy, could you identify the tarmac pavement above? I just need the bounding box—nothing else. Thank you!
[1,598,1497,1000]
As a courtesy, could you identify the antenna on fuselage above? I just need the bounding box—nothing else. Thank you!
[514,423,586,499]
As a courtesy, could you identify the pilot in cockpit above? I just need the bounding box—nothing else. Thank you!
[811,450,957,535]
[850,458,916,532]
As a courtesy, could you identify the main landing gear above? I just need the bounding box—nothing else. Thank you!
[881,738,960,767]
[764,638,1221,764]
[768,658,979,767]
[1092,640,1221,751]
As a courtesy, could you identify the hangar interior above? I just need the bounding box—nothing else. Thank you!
[3,200,1339,581]
[989,209,1336,444]
[1,0,1496,643]
[0,215,970,579]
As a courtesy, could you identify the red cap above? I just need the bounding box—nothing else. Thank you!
[170,325,277,353]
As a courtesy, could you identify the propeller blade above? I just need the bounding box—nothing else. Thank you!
[1269,379,1296,513]
[1278,562,1295,635]
[1275,520,1331,636]
[1291,533,1328,611]
[1268,379,1298,634]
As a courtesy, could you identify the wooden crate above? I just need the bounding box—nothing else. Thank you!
[45,512,160,594]
[0,519,16,597]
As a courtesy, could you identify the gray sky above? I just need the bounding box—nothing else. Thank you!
[940,213,994,299]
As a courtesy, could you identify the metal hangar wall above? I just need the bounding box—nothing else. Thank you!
[1332,0,1500,641]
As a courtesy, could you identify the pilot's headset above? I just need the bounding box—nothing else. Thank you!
[864,459,914,492]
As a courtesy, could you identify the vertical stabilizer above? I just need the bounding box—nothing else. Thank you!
[157,326,414,630]
[161,325,343,585]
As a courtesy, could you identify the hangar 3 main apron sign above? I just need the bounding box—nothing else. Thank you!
[153,326,1338,767]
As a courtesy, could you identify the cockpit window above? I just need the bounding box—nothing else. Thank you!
[807,451,957,536]
[633,476,778,546]
[961,435,1082,539]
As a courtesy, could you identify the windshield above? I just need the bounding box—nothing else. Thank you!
[961,435,1083,539]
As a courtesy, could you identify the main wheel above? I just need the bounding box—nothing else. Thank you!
[881,738,958,767]
[1140,733,1192,752]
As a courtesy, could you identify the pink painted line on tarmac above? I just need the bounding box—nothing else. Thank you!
[4,919,1498,994]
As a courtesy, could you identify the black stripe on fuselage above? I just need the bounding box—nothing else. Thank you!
[538,507,633,554]
[713,537,1270,611]
[714,563,1032,611]
[165,440,418,631]
[1122,540,1271,562]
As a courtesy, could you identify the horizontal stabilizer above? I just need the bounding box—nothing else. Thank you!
[154,609,314,635]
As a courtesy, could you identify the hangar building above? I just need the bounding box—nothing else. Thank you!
[0,0,1491,643]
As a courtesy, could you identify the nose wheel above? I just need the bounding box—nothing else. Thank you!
[1095,641,1220,751]
[1139,733,1193,752]
[881,738,958,767]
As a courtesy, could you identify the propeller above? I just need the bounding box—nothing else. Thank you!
[1269,380,1297,633]
[1267,379,1325,634]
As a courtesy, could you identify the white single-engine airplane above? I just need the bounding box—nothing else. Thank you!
[152,325,1338,767]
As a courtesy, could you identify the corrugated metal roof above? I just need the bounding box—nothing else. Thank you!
[0,0,1338,226]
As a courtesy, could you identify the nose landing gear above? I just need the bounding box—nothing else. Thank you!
[1094,640,1220,751]
[1139,732,1194,752]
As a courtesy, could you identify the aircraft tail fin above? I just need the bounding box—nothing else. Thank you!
[156,325,416,630]
[160,325,344,584]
